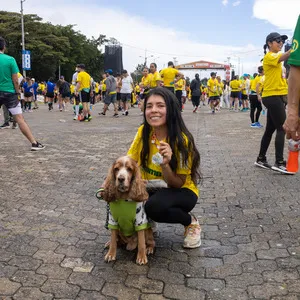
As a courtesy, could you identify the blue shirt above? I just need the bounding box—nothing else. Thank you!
[23,82,33,93]
[32,82,38,95]
[46,81,55,93]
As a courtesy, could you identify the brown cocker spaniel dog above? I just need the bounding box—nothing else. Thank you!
[102,156,155,265]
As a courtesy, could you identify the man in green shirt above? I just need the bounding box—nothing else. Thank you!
[283,15,300,140]
[0,36,44,150]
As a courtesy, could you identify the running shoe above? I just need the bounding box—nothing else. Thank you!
[125,111,128,116]
[254,157,272,170]
[271,161,295,175]
[88,115,92,121]
[12,123,18,129]
[31,142,45,151]
[251,123,258,128]
[183,213,201,249]
[255,122,263,128]
[113,113,119,118]
[0,122,10,129]
[73,116,78,120]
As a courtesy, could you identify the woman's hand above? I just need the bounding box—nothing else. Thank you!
[158,141,172,165]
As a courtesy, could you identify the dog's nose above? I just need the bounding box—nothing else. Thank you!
[118,176,125,183]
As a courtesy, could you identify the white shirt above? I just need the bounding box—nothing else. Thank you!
[120,75,133,93]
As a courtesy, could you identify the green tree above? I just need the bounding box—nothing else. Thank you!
[0,11,114,82]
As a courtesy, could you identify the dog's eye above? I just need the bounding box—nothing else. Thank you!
[127,167,133,172]
[114,167,119,172]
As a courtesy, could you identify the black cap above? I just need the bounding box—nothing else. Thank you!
[168,61,174,67]
[77,63,86,69]
[210,72,217,77]
[266,32,288,44]
[122,69,127,74]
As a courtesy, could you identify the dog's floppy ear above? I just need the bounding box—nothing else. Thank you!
[128,161,148,202]
[103,164,117,202]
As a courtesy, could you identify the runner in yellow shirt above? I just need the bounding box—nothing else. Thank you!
[207,72,220,113]
[159,61,183,93]
[175,75,184,111]
[230,76,242,111]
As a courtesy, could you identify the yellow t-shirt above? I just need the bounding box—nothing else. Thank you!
[262,52,287,97]
[102,79,106,91]
[160,67,179,87]
[95,82,99,93]
[207,78,219,97]
[70,84,75,94]
[135,85,140,93]
[230,80,241,92]
[127,125,199,197]
[150,71,161,88]
[141,74,153,92]
[38,83,45,91]
[240,80,248,95]
[77,71,91,91]
[218,81,224,95]
[250,75,261,93]
[175,79,184,91]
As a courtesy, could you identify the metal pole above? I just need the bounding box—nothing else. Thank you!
[21,0,26,77]
[58,62,61,78]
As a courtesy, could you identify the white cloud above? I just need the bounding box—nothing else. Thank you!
[253,0,300,32]
[232,1,241,7]
[3,0,261,76]
[222,0,229,6]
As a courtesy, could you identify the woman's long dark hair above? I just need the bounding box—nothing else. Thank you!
[141,87,201,184]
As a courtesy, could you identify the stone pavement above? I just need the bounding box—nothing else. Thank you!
[0,101,299,300]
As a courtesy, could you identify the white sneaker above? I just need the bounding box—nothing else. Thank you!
[183,214,201,248]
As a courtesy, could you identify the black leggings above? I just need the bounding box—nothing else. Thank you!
[175,90,183,111]
[191,96,200,107]
[145,188,198,227]
[249,94,262,123]
[258,95,286,162]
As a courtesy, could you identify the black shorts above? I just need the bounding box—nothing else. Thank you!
[61,92,70,98]
[209,96,219,101]
[46,92,54,98]
[24,92,33,98]
[136,92,140,95]
[241,94,248,100]
[0,92,22,115]
[117,92,121,101]
[79,90,90,103]
[230,91,239,98]
[121,93,131,102]
[102,91,106,97]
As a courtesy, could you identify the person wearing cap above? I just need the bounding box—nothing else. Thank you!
[75,64,93,122]
[207,72,220,114]
[100,69,119,117]
[31,78,39,110]
[254,32,291,174]
[249,66,264,128]
[160,61,183,93]
[283,15,300,141]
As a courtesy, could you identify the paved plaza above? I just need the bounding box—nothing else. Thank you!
[0,102,300,300]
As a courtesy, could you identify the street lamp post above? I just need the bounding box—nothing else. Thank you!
[20,0,26,77]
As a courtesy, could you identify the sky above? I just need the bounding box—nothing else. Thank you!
[1,0,300,79]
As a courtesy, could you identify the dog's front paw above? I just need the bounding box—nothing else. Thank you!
[136,251,148,265]
[105,250,116,262]
[146,246,154,255]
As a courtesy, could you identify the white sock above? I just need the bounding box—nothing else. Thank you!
[75,105,79,116]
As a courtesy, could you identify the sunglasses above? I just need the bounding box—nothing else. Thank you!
[272,38,283,44]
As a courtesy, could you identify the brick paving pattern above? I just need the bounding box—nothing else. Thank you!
[0,102,299,299]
